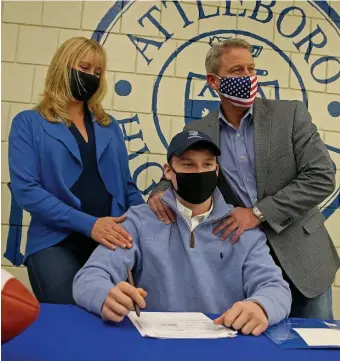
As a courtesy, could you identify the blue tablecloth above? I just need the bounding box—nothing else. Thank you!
[2,304,339,361]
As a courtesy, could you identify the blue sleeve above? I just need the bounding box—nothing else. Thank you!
[242,229,292,326]
[73,207,143,316]
[112,117,145,207]
[8,113,97,236]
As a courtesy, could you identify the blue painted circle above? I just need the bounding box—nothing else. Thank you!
[152,29,308,150]
[328,101,340,117]
[115,80,132,97]
[93,0,339,150]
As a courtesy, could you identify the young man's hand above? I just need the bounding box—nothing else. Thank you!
[214,301,268,336]
[101,282,147,323]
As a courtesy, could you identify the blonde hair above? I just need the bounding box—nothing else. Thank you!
[205,38,251,74]
[36,37,111,126]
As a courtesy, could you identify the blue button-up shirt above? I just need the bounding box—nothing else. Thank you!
[218,106,258,208]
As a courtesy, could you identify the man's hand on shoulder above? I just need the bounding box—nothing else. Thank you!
[148,191,176,224]
[214,301,268,336]
[213,207,261,244]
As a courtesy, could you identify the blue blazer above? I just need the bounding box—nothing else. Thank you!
[8,110,144,261]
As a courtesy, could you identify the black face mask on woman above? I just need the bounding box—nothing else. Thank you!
[69,68,100,102]
[171,167,218,204]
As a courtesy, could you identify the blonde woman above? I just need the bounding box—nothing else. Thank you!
[8,37,144,304]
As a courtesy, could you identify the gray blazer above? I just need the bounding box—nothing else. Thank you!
[155,98,339,298]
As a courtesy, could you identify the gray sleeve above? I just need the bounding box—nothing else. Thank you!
[149,179,171,196]
[256,101,335,234]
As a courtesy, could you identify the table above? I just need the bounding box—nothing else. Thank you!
[2,304,339,361]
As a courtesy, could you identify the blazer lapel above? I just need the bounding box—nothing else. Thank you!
[93,118,113,163]
[253,98,270,200]
[38,117,82,164]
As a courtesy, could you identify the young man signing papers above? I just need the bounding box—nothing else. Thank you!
[73,130,291,336]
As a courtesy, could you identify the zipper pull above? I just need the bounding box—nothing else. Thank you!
[190,232,195,248]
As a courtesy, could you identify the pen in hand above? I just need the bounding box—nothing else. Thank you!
[127,268,141,317]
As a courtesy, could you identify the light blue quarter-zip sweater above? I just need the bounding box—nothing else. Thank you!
[73,189,291,326]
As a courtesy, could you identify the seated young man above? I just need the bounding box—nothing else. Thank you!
[73,130,291,336]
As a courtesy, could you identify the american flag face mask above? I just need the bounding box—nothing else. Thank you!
[214,75,258,108]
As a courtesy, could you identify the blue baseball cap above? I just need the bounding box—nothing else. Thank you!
[167,130,221,162]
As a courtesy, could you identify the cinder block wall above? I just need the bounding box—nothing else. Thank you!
[1,1,339,317]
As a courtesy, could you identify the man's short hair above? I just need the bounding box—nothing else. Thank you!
[205,38,252,74]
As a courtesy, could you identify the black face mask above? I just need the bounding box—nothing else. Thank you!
[171,168,218,204]
[69,68,100,101]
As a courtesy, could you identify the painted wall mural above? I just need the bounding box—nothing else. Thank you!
[3,0,340,267]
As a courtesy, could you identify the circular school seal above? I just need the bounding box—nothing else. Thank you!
[4,0,340,266]
[93,0,339,214]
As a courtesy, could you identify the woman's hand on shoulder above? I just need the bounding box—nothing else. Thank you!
[90,216,132,250]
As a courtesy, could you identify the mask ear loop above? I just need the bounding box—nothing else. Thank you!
[76,69,88,94]
[168,163,176,174]
[211,73,223,96]
[69,68,84,97]
[212,73,221,80]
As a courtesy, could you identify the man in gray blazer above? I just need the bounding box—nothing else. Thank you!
[149,38,339,319]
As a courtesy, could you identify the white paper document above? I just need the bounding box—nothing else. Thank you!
[128,312,237,339]
[293,328,340,347]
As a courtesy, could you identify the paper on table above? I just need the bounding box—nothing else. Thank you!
[293,328,340,347]
[128,312,237,339]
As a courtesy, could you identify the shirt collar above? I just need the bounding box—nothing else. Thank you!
[162,188,233,220]
[219,104,253,130]
[176,198,213,223]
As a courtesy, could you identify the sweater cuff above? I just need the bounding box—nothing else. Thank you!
[90,283,113,316]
